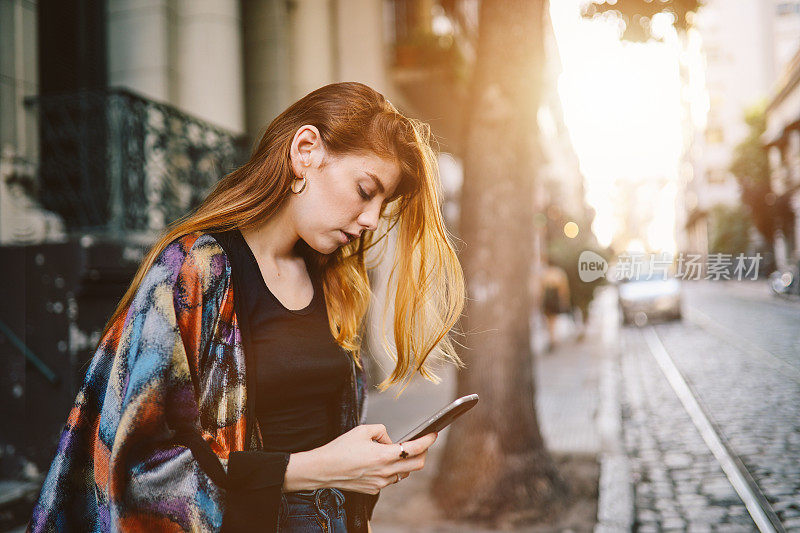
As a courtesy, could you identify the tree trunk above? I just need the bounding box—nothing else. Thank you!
[431,0,568,525]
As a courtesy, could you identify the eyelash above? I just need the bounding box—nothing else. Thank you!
[358,185,371,201]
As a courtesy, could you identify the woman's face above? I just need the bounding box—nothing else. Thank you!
[289,125,402,254]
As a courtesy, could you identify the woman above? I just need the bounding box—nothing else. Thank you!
[28,82,465,532]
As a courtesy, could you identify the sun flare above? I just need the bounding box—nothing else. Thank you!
[548,1,707,254]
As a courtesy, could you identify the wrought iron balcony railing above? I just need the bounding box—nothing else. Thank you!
[25,88,249,236]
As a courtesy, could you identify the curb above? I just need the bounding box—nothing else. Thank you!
[594,341,634,532]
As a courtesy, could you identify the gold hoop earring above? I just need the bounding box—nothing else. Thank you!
[291,172,307,194]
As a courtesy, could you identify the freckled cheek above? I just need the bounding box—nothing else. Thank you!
[307,202,347,232]
[306,181,357,228]
[327,187,358,219]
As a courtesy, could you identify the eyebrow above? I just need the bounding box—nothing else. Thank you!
[364,171,386,195]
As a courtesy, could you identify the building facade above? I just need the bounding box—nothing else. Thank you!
[679,0,800,261]
[764,46,800,269]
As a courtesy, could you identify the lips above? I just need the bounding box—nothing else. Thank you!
[340,230,359,243]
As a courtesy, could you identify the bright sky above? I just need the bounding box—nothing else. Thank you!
[548,0,697,253]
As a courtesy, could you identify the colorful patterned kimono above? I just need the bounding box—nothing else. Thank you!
[28,232,378,532]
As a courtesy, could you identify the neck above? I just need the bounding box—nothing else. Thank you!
[241,202,301,262]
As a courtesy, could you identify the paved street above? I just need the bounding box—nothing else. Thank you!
[619,280,800,531]
[367,279,800,532]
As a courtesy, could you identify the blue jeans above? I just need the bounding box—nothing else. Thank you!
[278,488,348,532]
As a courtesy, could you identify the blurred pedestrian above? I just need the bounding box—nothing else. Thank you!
[541,262,570,352]
[28,82,464,533]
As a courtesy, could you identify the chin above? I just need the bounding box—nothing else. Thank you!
[304,237,339,255]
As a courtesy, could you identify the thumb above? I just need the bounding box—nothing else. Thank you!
[365,424,393,444]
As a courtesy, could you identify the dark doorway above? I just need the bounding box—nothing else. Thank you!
[36,0,110,230]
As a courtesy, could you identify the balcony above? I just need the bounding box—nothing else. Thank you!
[24,88,249,238]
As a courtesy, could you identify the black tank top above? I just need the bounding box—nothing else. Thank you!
[222,229,351,453]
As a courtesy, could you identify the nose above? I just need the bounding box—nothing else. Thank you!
[357,202,381,232]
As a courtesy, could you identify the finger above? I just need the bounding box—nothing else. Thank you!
[403,432,437,455]
[383,473,401,487]
[396,451,427,471]
[391,472,411,482]
[396,442,409,459]
[393,447,427,468]
[389,458,421,480]
[394,471,411,482]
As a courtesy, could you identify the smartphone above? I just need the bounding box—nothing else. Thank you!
[396,393,479,443]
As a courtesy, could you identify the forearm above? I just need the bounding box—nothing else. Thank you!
[282,450,329,492]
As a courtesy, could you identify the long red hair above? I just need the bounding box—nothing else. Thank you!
[99,82,465,392]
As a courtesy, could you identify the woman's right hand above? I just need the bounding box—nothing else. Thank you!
[282,424,438,494]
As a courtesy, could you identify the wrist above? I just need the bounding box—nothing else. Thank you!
[282,450,328,492]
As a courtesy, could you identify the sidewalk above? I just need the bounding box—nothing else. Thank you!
[366,289,618,531]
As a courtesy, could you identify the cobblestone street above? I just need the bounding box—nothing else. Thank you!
[621,327,754,531]
[619,280,800,532]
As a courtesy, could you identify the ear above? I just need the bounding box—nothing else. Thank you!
[291,125,325,176]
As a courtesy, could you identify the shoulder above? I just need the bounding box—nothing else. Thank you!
[160,232,230,266]
[161,231,228,261]
[152,232,232,293]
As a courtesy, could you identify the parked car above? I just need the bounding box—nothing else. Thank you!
[618,276,682,326]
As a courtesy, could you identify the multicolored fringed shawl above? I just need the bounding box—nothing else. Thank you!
[28,232,378,532]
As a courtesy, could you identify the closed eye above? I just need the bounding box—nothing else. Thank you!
[358,185,372,201]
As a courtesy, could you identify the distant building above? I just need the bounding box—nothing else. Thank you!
[679,0,800,258]
[764,46,800,269]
